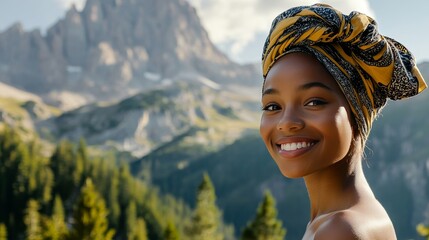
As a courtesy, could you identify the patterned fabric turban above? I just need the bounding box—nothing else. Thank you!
[262,4,427,139]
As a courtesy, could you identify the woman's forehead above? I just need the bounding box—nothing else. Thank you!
[264,53,341,91]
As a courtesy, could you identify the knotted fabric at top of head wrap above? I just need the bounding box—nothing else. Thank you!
[262,4,427,139]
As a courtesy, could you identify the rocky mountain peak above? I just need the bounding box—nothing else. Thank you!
[74,0,231,71]
[4,22,25,34]
[0,0,259,109]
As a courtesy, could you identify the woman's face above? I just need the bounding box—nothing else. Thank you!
[260,53,353,178]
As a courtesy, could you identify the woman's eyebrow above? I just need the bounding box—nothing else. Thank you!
[299,82,332,91]
[262,82,332,96]
[262,88,279,96]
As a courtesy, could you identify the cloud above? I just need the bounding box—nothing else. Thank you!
[187,0,375,63]
[320,1,375,17]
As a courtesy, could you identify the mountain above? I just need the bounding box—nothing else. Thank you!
[0,82,42,102]
[0,82,59,139]
[0,0,260,109]
[37,77,260,157]
[0,0,263,158]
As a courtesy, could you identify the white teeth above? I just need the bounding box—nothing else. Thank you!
[281,142,314,151]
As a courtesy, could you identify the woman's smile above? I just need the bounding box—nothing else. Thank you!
[275,136,318,158]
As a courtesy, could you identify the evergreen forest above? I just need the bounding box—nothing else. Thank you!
[0,126,287,240]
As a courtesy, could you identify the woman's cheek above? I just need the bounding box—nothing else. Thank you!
[259,116,270,142]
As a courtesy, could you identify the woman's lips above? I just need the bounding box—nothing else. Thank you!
[275,137,318,158]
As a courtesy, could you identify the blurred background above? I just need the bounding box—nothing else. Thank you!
[0,0,428,239]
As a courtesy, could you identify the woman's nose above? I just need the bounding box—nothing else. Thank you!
[276,108,304,132]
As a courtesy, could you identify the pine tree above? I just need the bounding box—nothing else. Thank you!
[107,169,120,230]
[50,140,78,201]
[24,199,43,240]
[0,128,53,238]
[118,164,135,206]
[77,138,89,175]
[125,201,136,236]
[124,200,148,240]
[164,221,180,240]
[0,127,30,237]
[68,178,115,240]
[130,218,148,240]
[0,223,7,240]
[187,173,223,240]
[417,223,429,239]
[241,191,286,240]
[15,140,54,207]
[42,195,68,240]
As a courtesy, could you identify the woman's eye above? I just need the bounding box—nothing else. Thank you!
[262,104,281,111]
[305,99,327,106]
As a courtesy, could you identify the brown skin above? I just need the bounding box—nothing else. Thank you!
[260,53,396,240]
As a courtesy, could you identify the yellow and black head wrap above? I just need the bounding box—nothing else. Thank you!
[262,4,427,139]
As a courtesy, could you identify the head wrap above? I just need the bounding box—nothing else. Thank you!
[262,4,427,139]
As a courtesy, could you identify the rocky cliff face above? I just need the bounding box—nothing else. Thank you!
[0,24,65,93]
[38,77,260,157]
[0,0,259,109]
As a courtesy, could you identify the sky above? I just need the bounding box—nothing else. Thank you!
[0,0,428,64]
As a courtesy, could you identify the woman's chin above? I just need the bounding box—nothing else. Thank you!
[278,167,307,179]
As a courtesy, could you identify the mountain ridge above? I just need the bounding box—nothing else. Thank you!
[37,79,259,157]
[0,0,260,109]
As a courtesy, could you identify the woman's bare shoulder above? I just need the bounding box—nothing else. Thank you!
[313,210,396,240]
[313,211,359,240]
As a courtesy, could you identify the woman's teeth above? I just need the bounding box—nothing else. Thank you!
[281,142,315,151]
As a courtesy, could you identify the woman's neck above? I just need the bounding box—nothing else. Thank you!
[304,155,374,222]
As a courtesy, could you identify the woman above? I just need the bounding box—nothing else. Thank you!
[259,4,426,240]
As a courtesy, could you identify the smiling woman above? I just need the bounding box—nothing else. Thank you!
[259,4,426,240]
[261,53,354,179]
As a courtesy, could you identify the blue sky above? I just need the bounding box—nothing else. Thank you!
[0,0,428,64]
